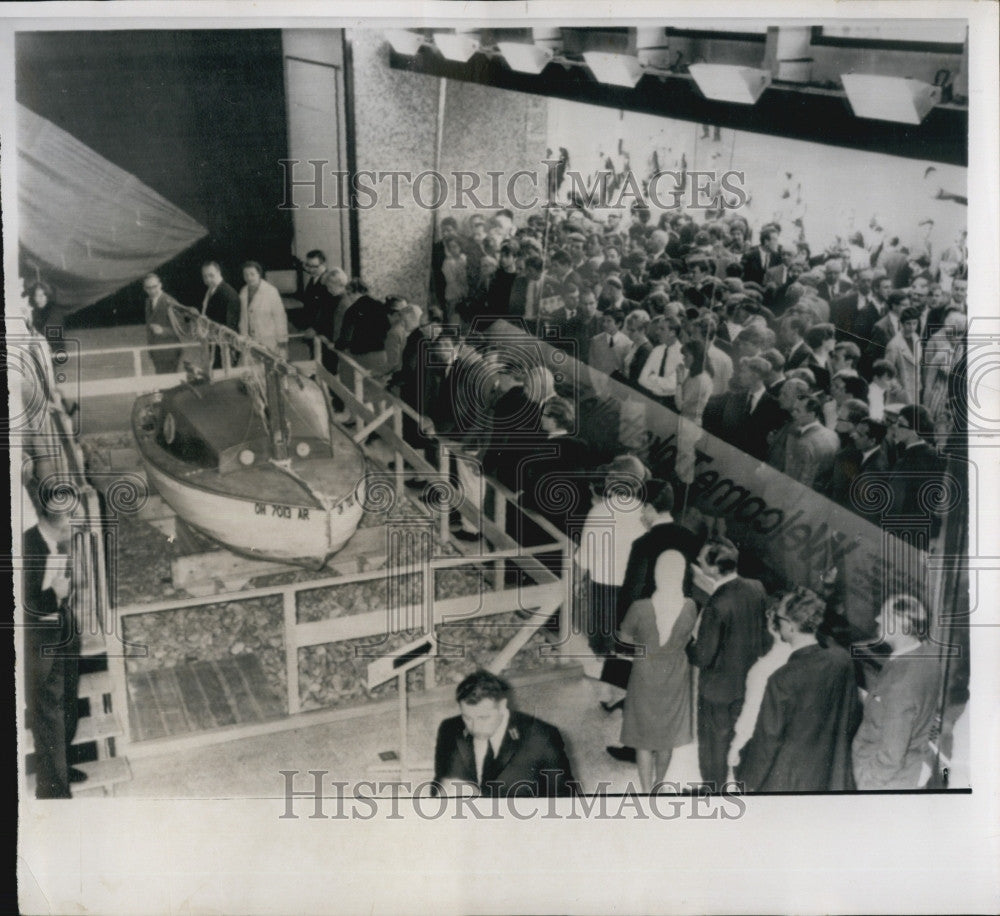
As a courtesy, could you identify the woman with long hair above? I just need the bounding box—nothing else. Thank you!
[25,281,54,335]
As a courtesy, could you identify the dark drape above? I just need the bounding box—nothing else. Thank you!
[16,30,293,326]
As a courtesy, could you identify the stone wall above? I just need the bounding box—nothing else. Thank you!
[346,29,549,306]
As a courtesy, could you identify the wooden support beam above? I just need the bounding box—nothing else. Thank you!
[170,525,392,594]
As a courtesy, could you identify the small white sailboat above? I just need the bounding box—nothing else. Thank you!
[131,305,366,567]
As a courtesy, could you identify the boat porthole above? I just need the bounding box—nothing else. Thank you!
[295,441,311,458]
[239,449,255,466]
[163,412,176,444]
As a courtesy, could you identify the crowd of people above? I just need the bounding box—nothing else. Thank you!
[17,161,966,798]
[267,194,962,795]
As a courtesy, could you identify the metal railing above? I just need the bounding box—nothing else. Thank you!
[65,330,575,753]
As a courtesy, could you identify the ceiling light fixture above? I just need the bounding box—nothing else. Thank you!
[841,73,942,124]
[385,30,427,56]
[689,63,772,104]
[434,33,481,63]
[497,41,554,75]
[583,52,645,88]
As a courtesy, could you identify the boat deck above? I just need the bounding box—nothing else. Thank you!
[134,398,366,508]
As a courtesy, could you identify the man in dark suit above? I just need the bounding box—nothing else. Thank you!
[610,309,653,390]
[295,251,348,375]
[519,396,594,535]
[507,254,545,323]
[715,357,786,460]
[734,588,862,791]
[200,261,241,369]
[815,258,853,304]
[563,288,604,367]
[433,670,577,797]
[483,242,519,323]
[200,261,241,331]
[783,315,812,371]
[843,419,891,522]
[431,217,462,308]
[741,224,781,286]
[481,362,543,492]
[686,541,769,789]
[335,281,392,376]
[885,404,946,543]
[830,268,877,345]
[143,272,184,374]
[23,492,84,798]
[866,290,909,374]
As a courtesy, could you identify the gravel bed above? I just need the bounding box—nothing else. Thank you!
[122,597,287,702]
[298,612,557,711]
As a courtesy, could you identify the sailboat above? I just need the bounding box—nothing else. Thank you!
[131,304,366,567]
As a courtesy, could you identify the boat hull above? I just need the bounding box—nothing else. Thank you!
[132,387,366,567]
[142,459,364,566]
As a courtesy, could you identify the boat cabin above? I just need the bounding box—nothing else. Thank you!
[154,376,334,473]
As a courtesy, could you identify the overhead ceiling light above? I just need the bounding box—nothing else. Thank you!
[689,63,771,104]
[497,41,554,75]
[434,33,480,63]
[385,29,426,56]
[583,52,644,88]
[841,74,942,124]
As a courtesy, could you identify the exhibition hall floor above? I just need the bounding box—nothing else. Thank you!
[114,672,702,798]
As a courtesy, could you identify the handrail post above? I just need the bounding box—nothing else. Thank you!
[283,589,300,715]
[133,347,144,380]
[493,488,507,591]
[438,443,451,546]
[393,403,404,500]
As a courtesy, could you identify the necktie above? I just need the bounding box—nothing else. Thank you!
[481,742,496,789]
[608,334,614,349]
[659,346,670,375]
